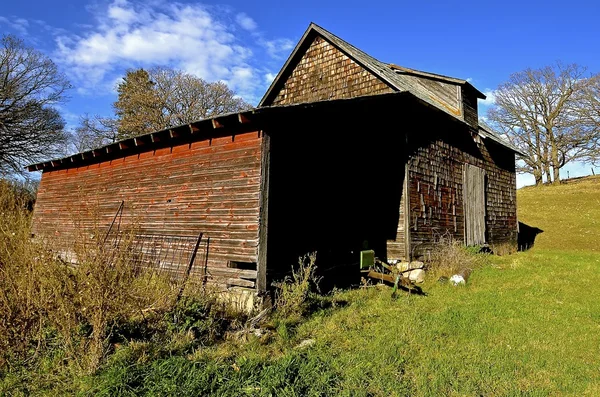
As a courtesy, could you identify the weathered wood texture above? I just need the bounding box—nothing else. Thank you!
[403,75,462,117]
[463,164,486,246]
[462,87,479,129]
[386,173,407,261]
[271,36,393,105]
[256,133,270,295]
[407,116,517,257]
[32,131,264,289]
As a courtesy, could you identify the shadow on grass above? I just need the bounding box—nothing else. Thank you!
[518,221,543,251]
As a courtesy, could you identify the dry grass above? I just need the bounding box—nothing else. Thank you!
[0,179,241,377]
[426,236,489,281]
[518,175,600,252]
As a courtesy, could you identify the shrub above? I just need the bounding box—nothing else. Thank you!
[427,236,489,280]
[274,252,321,320]
[0,180,210,374]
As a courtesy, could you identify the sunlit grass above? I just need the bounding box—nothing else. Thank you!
[3,176,600,395]
[518,175,600,252]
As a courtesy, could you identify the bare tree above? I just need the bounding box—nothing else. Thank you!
[74,67,252,150]
[150,66,252,126]
[0,35,70,175]
[488,63,598,184]
[71,115,119,152]
[576,74,600,165]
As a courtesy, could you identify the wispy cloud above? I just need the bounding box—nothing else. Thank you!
[52,0,291,104]
[0,16,30,35]
[1,0,295,105]
[264,72,277,84]
[235,12,257,31]
[260,38,295,59]
[478,89,496,107]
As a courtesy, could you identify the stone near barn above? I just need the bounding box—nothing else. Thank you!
[408,269,425,283]
[450,274,466,285]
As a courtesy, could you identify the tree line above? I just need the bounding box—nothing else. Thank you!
[488,63,600,185]
[74,67,251,152]
[0,35,250,176]
[1,33,599,184]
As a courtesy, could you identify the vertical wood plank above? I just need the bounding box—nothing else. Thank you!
[256,132,270,297]
[464,164,486,245]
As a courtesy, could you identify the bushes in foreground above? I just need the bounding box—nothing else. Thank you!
[0,179,245,384]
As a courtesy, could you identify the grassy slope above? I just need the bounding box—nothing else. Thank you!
[7,178,600,396]
[517,175,600,252]
[286,176,600,396]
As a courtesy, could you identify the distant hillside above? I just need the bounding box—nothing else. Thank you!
[517,175,600,252]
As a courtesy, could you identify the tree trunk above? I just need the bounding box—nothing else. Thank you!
[533,167,543,186]
[549,134,561,184]
[552,166,560,184]
[544,165,552,184]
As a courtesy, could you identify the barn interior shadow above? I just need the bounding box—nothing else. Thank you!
[517,221,543,251]
[264,96,410,292]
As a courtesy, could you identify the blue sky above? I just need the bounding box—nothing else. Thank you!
[2,0,600,186]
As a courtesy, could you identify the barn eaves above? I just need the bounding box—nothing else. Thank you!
[27,92,523,173]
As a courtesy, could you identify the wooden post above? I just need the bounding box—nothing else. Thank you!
[176,232,203,303]
[256,131,271,306]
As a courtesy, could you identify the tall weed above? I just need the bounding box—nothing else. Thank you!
[274,252,320,320]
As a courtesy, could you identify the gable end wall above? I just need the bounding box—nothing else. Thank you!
[407,128,517,257]
[271,36,394,105]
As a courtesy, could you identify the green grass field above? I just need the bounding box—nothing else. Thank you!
[3,177,600,396]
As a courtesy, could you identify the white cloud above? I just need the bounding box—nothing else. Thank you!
[0,16,30,35]
[264,72,276,84]
[54,0,263,101]
[478,89,496,107]
[235,13,257,31]
[261,38,294,59]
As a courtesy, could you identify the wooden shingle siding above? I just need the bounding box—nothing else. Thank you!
[407,124,517,257]
[32,131,264,288]
[271,36,393,105]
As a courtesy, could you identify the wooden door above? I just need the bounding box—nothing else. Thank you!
[463,164,486,246]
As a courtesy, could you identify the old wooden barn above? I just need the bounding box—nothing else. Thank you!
[28,23,522,305]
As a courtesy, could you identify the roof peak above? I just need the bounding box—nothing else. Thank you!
[259,23,485,108]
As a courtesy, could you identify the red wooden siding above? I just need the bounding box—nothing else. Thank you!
[271,36,393,105]
[32,131,264,288]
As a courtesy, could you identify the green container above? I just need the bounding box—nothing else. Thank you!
[360,250,375,270]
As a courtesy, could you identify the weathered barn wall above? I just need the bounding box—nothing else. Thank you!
[462,86,479,129]
[270,36,393,106]
[406,110,517,257]
[32,130,264,288]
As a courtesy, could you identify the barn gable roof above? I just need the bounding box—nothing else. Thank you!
[259,23,485,114]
